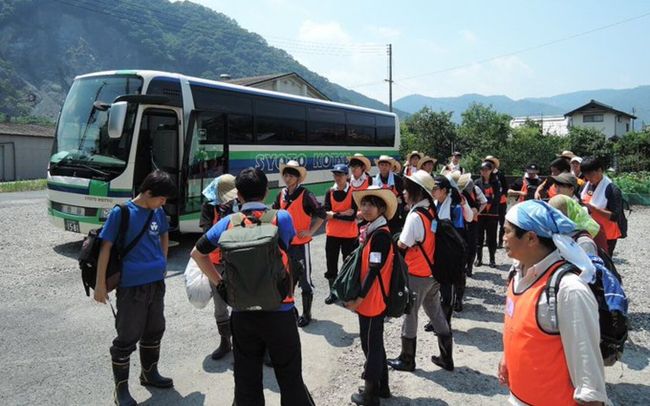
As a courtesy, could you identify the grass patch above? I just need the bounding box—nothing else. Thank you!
[0,179,47,193]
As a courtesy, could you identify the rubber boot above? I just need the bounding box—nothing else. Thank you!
[431,334,454,371]
[324,279,337,305]
[475,247,483,267]
[112,358,136,406]
[358,364,391,398]
[351,379,380,405]
[386,337,416,372]
[139,342,174,388]
[489,250,497,268]
[454,287,464,312]
[297,292,313,327]
[211,320,232,360]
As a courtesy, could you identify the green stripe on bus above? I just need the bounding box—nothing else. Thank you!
[89,180,109,197]
[47,181,87,189]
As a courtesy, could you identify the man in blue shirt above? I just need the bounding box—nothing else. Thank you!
[191,168,314,406]
[94,170,176,406]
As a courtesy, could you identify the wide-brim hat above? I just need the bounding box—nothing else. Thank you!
[570,156,583,164]
[557,150,576,159]
[405,169,436,199]
[449,170,462,185]
[484,155,500,169]
[392,160,402,174]
[374,155,396,167]
[406,150,423,162]
[417,156,437,170]
[216,174,238,203]
[353,186,398,220]
[347,153,371,172]
[279,160,308,184]
[457,173,473,191]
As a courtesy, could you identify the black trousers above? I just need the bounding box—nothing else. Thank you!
[607,239,618,256]
[477,216,499,262]
[465,221,478,275]
[358,314,387,383]
[110,280,166,361]
[231,310,313,406]
[439,283,455,325]
[498,202,507,244]
[324,236,358,281]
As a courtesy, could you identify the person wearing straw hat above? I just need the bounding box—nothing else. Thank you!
[198,174,240,361]
[457,172,487,278]
[387,170,454,373]
[508,163,542,203]
[475,161,501,268]
[557,150,576,161]
[403,151,423,177]
[322,163,359,305]
[485,155,509,248]
[443,151,465,174]
[417,155,437,175]
[273,160,327,328]
[391,159,402,175]
[374,154,405,233]
[348,153,373,192]
[344,186,397,404]
[498,200,606,406]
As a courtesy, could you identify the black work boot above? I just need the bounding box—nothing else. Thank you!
[358,364,391,398]
[351,379,380,405]
[475,248,483,267]
[489,251,497,268]
[431,334,454,371]
[386,337,416,372]
[139,342,174,388]
[112,358,136,406]
[324,279,337,305]
[211,320,232,360]
[297,292,313,327]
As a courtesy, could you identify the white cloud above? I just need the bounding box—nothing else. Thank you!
[460,29,478,44]
[298,20,351,44]
[364,25,401,40]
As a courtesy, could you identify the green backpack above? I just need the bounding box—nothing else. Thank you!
[331,245,364,302]
[217,210,290,311]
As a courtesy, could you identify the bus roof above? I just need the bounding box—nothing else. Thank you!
[75,70,398,119]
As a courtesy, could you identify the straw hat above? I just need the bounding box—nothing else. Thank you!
[405,169,436,199]
[484,155,500,169]
[374,154,396,167]
[449,170,462,185]
[406,150,423,162]
[279,160,308,184]
[347,153,371,172]
[417,156,437,170]
[353,186,398,220]
[392,160,402,174]
[457,173,473,191]
[215,174,238,203]
[557,150,576,159]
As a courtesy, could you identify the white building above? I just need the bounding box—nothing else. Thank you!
[224,72,330,101]
[565,99,636,139]
[510,115,569,136]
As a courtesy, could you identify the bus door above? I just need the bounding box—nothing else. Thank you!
[133,106,183,229]
[181,111,227,223]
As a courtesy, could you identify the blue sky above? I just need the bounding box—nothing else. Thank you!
[194,0,650,104]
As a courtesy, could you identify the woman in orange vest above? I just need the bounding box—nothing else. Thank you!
[198,174,239,361]
[402,150,422,177]
[323,163,359,305]
[508,163,542,202]
[348,153,373,192]
[499,200,607,405]
[273,160,327,328]
[345,186,398,405]
[579,156,626,256]
[387,170,454,373]
[485,156,509,248]
[374,155,405,233]
[475,161,501,267]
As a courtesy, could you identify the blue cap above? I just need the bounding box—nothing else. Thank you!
[331,164,349,174]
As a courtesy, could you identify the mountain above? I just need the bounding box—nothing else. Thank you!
[395,87,650,126]
[0,0,404,120]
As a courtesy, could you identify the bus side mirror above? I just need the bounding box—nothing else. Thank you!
[108,101,128,139]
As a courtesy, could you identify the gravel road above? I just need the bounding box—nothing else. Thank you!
[0,191,648,405]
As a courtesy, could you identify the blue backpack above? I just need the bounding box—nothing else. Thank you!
[546,257,628,366]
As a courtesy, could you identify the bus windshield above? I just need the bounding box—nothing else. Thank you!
[50,75,143,178]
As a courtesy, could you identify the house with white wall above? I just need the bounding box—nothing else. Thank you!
[565,99,636,139]
[510,115,569,136]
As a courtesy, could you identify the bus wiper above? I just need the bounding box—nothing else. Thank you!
[75,163,111,177]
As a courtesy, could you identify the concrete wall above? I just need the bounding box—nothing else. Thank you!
[0,135,53,181]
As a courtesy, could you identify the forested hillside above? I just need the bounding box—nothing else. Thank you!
[0,0,398,121]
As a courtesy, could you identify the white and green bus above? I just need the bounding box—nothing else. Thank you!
[47,70,400,234]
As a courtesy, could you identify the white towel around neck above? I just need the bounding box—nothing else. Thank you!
[581,176,612,209]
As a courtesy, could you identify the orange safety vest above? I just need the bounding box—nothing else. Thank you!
[583,191,622,240]
[356,226,394,317]
[519,178,528,203]
[548,183,558,199]
[404,208,436,277]
[469,189,479,223]
[280,188,313,246]
[350,176,371,192]
[503,260,578,406]
[226,211,294,304]
[326,188,359,239]
[209,206,223,265]
[480,182,497,216]
[377,177,401,198]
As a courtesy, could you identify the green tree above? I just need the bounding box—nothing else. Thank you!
[501,123,565,175]
[457,103,512,173]
[399,107,457,164]
[565,126,613,167]
[614,130,650,172]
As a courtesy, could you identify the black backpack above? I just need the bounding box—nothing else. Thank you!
[415,207,467,285]
[79,205,153,296]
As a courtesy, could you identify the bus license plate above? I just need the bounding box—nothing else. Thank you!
[64,219,80,233]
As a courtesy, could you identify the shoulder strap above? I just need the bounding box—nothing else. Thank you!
[411,207,435,270]
[259,209,278,224]
[115,204,129,249]
[122,209,155,257]
[545,262,580,331]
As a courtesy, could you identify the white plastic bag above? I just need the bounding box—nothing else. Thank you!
[184,258,213,309]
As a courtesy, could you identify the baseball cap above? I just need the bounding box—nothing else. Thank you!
[331,163,349,174]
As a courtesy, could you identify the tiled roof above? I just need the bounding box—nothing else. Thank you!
[0,123,55,138]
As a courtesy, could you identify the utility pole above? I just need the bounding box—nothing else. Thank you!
[385,44,393,112]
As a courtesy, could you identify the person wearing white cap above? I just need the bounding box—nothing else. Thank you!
[273,160,327,328]
[498,200,606,406]
[386,170,454,373]
[570,156,585,182]
[198,174,239,361]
